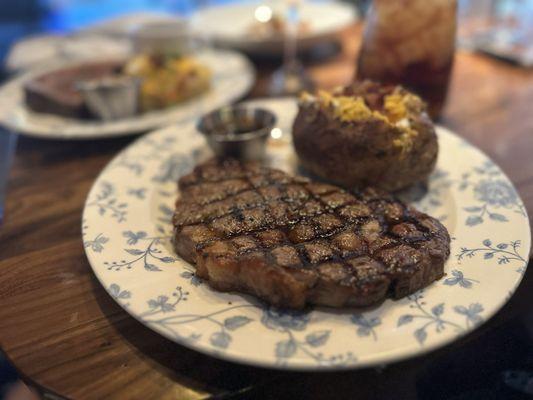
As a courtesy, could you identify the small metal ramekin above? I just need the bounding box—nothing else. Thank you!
[197,106,276,161]
[77,75,141,121]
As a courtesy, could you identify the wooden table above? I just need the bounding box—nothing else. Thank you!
[1,26,532,399]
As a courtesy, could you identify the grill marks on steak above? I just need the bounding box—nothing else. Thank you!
[173,159,450,309]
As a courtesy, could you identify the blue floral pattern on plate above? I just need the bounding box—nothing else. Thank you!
[443,270,478,288]
[82,98,530,370]
[86,182,128,223]
[457,239,527,274]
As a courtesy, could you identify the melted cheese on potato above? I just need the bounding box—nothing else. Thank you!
[299,87,426,154]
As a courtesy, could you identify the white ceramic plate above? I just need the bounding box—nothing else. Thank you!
[0,49,254,140]
[82,98,530,370]
[191,1,357,56]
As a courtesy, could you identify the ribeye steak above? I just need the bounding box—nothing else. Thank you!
[173,159,449,309]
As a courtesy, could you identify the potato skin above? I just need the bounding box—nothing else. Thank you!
[292,100,438,192]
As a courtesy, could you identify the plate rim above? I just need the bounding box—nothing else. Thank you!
[82,97,531,371]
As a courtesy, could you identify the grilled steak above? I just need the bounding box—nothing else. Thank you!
[173,159,450,309]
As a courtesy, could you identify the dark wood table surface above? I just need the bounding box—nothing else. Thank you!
[1,26,532,399]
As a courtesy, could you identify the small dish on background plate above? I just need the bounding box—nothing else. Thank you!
[82,97,530,370]
[77,75,141,121]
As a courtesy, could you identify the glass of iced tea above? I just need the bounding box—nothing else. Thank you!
[356,0,457,118]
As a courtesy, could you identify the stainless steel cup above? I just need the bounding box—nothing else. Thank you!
[77,76,141,121]
[197,106,276,161]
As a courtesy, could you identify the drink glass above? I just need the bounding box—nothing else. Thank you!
[356,0,457,118]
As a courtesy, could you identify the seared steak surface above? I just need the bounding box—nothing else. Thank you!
[173,159,450,309]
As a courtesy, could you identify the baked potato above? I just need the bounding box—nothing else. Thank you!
[124,53,211,111]
[292,80,438,191]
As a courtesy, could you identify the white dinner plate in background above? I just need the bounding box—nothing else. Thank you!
[191,1,357,56]
[0,49,254,140]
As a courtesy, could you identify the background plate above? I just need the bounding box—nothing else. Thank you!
[82,98,530,370]
[0,49,254,140]
[191,1,357,56]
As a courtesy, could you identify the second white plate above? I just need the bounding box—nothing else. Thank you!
[0,49,254,140]
[191,1,357,56]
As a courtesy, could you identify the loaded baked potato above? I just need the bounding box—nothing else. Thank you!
[292,80,438,191]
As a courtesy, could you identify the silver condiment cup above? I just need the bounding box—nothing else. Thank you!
[77,75,141,121]
[197,106,277,161]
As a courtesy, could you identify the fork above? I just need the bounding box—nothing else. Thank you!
[0,128,18,227]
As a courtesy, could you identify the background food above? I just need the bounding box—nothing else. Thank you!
[124,53,211,111]
[24,53,211,119]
